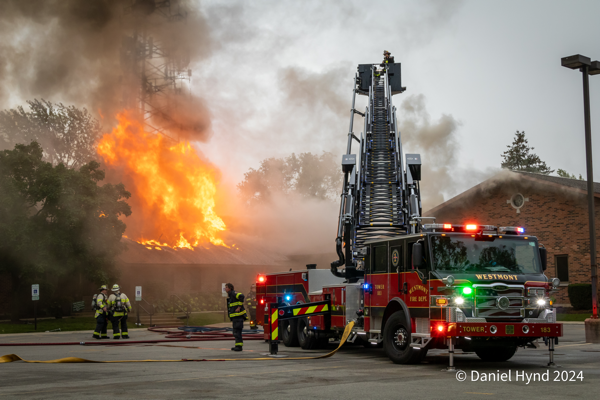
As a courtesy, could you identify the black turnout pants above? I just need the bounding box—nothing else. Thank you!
[111,314,129,338]
[93,314,108,338]
[232,317,244,347]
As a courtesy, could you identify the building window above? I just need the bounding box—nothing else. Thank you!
[372,245,388,273]
[555,255,569,282]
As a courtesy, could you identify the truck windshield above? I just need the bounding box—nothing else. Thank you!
[430,235,541,274]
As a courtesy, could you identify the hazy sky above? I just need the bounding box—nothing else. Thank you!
[191,0,600,207]
[2,0,600,211]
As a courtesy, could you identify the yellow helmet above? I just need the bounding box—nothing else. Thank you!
[111,284,120,292]
[99,285,107,291]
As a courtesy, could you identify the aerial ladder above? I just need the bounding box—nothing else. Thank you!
[332,61,423,282]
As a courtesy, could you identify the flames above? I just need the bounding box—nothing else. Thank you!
[97,112,228,249]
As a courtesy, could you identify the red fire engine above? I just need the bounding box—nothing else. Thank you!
[255,62,562,367]
[256,223,563,366]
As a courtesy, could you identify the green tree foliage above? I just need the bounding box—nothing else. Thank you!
[0,142,131,320]
[237,152,342,206]
[557,169,584,180]
[0,99,102,169]
[501,131,553,175]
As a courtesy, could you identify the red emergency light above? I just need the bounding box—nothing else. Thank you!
[465,224,478,231]
[260,299,264,305]
[443,223,452,229]
[257,275,265,283]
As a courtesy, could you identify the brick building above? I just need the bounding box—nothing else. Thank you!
[425,170,600,306]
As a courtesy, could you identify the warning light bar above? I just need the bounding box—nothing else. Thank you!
[422,223,497,233]
[498,226,526,235]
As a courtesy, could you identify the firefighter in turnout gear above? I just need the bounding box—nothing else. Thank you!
[246,284,258,330]
[381,50,395,65]
[92,285,109,339]
[225,283,246,351]
[108,284,132,339]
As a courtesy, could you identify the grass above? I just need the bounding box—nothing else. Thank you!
[0,316,95,334]
[186,312,224,326]
[557,313,592,322]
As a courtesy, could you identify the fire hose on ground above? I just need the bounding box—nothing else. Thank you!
[0,322,354,363]
[0,326,265,347]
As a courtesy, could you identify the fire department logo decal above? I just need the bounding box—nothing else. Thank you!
[392,249,400,267]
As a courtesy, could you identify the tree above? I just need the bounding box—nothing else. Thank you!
[0,142,131,320]
[501,131,553,175]
[0,99,102,169]
[557,169,584,180]
[237,152,342,206]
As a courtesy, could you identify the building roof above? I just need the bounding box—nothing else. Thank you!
[118,236,287,266]
[425,170,600,216]
[516,171,600,194]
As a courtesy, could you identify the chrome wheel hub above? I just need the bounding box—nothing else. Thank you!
[394,327,408,349]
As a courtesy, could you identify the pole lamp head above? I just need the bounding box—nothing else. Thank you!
[589,61,600,76]
[561,54,591,69]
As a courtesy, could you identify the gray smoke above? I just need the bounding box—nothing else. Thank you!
[398,94,497,211]
[0,0,212,141]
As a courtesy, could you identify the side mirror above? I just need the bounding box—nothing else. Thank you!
[539,247,547,271]
[412,243,423,269]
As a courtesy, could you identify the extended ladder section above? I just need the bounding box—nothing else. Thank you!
[333,62,422,281]
[357,73,405,247]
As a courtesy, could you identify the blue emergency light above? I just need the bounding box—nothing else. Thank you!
[363,283,370,290]
[285,295,292,301]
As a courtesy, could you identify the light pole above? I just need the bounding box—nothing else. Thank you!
[561,55,599,328]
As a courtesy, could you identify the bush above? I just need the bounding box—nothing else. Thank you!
[149,292,225,313]
[568,284,593,310]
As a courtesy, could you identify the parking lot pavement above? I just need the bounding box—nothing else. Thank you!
[1,324,598,399]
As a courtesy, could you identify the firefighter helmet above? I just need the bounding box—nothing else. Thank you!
[99,285,107,291]
[111,284,120,292]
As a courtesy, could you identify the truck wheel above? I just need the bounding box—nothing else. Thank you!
[281,320,299,347]
[316,333,330,349]
[383,311,424,364]
[297,317,317,349]
[475,346,517,362]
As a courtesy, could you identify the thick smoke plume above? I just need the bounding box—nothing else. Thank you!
[0,0,212,142]
[398,94,497,211]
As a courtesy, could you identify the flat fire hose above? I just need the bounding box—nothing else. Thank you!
[0,322,354,364]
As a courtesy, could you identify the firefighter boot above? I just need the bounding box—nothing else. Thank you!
[231,346,243,352]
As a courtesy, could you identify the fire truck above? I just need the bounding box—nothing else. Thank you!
[256,61,563,366]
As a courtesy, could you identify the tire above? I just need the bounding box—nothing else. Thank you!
[297,317,318,349]
[475,345,517,362]
[316,333,330,349]
[281,319,299,347]
[383,311,424,364]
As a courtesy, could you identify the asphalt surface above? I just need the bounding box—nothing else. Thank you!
[0,323,598,399]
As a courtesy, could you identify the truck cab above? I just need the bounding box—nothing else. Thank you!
[356,223,561,363]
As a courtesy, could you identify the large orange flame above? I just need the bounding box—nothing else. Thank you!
[97,112,227,249]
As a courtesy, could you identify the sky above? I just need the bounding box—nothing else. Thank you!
[2,0,600,212]
[189,0,600,209]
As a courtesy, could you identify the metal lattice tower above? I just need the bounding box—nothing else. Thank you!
[121,0,192,141]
